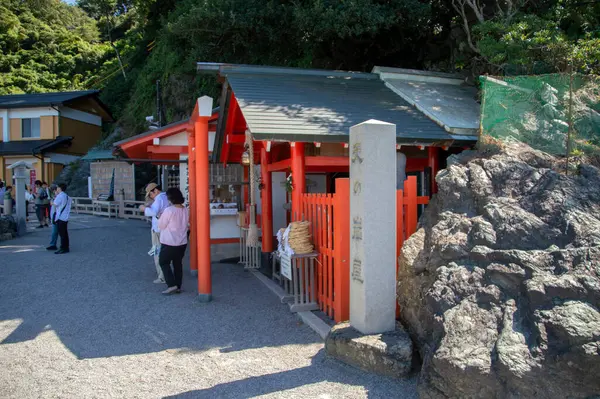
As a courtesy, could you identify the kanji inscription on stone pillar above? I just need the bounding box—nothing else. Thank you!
[349,119,397,335]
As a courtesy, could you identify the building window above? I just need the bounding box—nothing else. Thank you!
[22,118,41,138]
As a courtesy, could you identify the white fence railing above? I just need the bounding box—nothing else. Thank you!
[71,197,149,222]
[0,198,149,223]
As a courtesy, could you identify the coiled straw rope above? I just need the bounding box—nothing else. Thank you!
[287,221,313,254]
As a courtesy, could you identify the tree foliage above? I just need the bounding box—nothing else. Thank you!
[454,0,600,75]
[0,0,597,138]
[0,0,109,94]
[102,0,437,133]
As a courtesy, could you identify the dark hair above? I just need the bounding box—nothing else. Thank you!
[166,187,185,205]
[58,183,67,192]
[35,180,42,186]
[6,186,12,190]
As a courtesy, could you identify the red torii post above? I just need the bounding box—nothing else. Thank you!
[290,142,306,220]
[192,96,213,302]
[260,144,273,254]
[187,126,197,273]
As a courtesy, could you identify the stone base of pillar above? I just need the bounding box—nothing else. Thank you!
[325,321,413,378]
[16,219,26,237]
[196,293,212,303]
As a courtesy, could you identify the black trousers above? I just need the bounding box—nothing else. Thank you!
[36,205,48,223]
[56,220,69,250]
[159,243,187,289]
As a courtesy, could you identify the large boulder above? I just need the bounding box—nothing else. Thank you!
[397,142,600,398]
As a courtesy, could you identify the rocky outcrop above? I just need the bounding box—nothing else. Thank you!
[397,143,600,398]
[57,159,91,197]
[0,215,17,241]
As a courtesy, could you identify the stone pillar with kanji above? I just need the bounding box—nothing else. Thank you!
[8,161,31,236]
[349,120,397,334]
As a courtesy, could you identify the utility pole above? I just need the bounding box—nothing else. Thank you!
[156,79,162,128]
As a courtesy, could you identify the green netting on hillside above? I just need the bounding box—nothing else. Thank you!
[480,74,600,157]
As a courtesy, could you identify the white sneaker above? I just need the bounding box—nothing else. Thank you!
[162,286,178,295]
[153,278,165,284]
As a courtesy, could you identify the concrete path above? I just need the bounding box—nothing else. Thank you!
[0,215,417,398]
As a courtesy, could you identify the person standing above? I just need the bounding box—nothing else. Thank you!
[42,182,51,222]
[157,188,189,295]
[34,180,49,228]
[46,184,59,251]
[139,183,169,283]
[25,185,34,221]
[52,183,71,254]
[4,186,12,202]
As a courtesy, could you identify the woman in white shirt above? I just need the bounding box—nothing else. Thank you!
[157,188,189,295]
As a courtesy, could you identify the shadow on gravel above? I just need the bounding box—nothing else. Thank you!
[0,218,322,359]
[163,349,413,399]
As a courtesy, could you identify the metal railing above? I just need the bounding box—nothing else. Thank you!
[239,226,261,269]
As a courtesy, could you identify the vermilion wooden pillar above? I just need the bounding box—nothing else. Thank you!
[428,146,439,194]
[260,146,273,252]
[194,96,213,302]
[290,142,306,220]
[333,178,350,322]
[187,128,197,272]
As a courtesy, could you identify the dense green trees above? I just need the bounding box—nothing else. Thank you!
[0,0,597,137]
[0,0,108,94]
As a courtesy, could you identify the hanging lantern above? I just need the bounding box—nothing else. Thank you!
[241,150,250,166]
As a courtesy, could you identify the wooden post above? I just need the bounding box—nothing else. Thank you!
[187,128,197,272]
[428,146,439,194]
[333,178,350,322]
[260,146,273,252]
[194,96,213,302]
[290,142,306,220]
[118,190,125,219]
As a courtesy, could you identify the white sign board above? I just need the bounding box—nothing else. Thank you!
[280,253,292,280]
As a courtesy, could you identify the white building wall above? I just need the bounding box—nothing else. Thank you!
[272,172,287,234]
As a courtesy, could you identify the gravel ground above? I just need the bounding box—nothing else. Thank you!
[0,215,418,399]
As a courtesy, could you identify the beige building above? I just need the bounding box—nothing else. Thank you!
[0,90,113,185]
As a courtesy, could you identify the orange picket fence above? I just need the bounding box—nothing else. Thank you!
[298,175,427,323]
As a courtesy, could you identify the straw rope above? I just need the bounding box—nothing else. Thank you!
[287,221,314,254]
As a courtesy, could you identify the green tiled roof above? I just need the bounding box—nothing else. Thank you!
[81,150,115,161]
